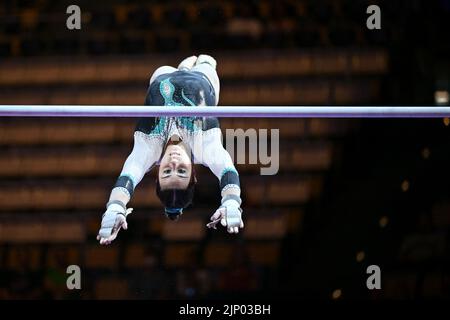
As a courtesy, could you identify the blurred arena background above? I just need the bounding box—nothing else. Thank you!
[0,0,449,300]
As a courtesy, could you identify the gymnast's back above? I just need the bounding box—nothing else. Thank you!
[135,58,221,135]
[145,70,217,107]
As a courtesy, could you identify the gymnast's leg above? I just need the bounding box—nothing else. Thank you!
[149,54,198,85]
[191,55,220,106]
[149,66,178,85]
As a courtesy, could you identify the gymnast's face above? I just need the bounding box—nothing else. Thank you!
[158,143,192,190]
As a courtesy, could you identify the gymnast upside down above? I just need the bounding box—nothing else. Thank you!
[97,55,243,245]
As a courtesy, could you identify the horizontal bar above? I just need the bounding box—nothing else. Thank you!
[0,105,449,118]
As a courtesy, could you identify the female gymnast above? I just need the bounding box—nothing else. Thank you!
[97,55,244,245]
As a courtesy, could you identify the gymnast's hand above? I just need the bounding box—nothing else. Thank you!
[207,199,244,234]
[97,201,133,245]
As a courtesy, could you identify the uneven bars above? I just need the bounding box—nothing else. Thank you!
[0,105,449,118]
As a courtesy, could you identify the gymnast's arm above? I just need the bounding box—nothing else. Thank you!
[110,131,161,203]
[192,127,243,234]
[97,130,162,244]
